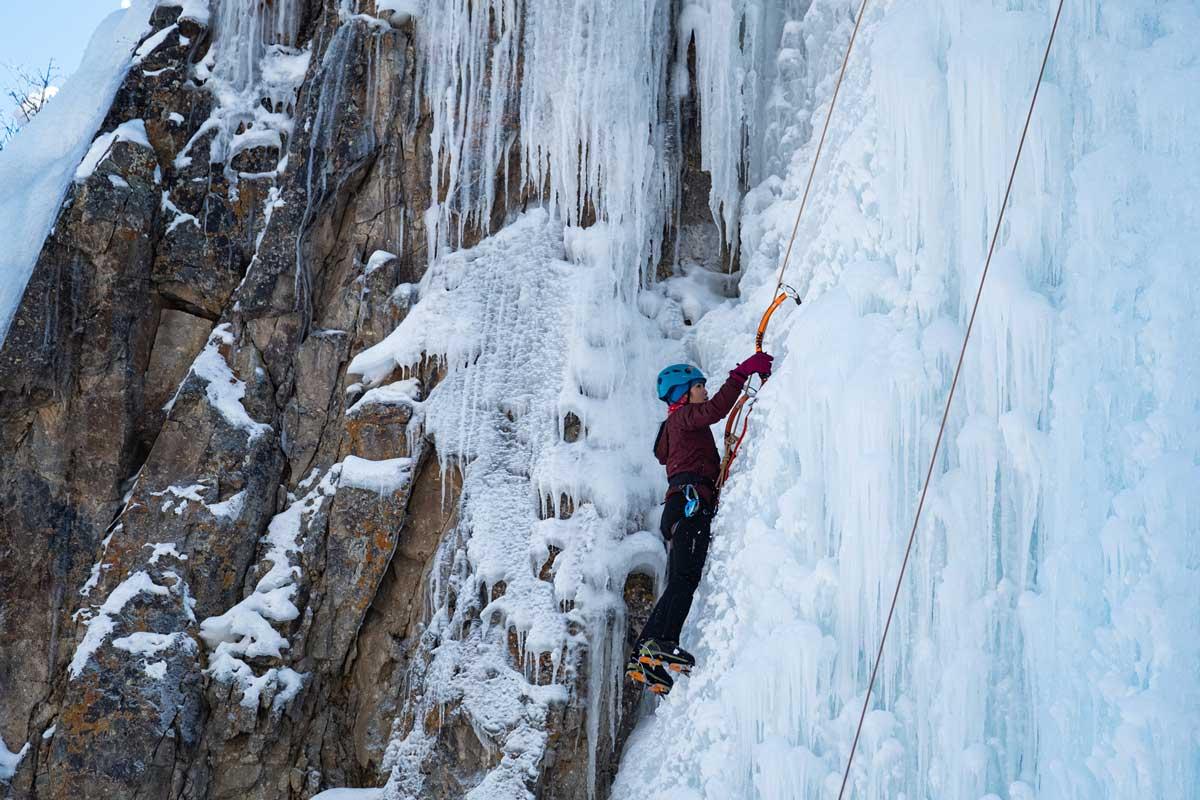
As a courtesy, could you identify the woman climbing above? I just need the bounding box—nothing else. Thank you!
[626,351,774,694]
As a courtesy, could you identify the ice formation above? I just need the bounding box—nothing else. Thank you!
[614,0,1200,798]
[357,0,1200,795]
[356,210,674,799]
[2,0,1194,795]
[350,2,826,795]
[178,0,306,177]
[0,0,308,347]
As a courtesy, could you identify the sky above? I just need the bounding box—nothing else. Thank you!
[0,1,129,91]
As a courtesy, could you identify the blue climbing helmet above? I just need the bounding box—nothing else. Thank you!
[656,363,706,403]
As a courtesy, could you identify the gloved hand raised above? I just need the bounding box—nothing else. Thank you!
[733,351,774,380]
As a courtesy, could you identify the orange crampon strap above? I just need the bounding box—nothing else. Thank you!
[717,285,801,488]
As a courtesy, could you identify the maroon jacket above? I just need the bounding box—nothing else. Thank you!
[653,370,748,504]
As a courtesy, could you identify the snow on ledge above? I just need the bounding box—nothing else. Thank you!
[364,249,398,275]
[199,469,342,705]
[144,542,187,564]
[310,788,384,800]
[69,570,170,678]
[74,119,150,187]
[338,456,414,495]
[377,0,420,26]
[345,378,420,417]
[112,630,191,656]
[159,0,211,28]
[168,324,273,440]
[0,736,29,781]
[133,23,177,64]
[112,630,196,681]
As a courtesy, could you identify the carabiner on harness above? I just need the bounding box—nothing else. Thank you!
[683,484,700,518]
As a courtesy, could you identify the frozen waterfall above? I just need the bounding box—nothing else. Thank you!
[613,0,1200,798]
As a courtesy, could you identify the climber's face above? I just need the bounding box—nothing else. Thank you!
[687,382,708,403]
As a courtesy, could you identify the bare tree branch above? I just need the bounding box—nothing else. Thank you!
[0,58,61,151]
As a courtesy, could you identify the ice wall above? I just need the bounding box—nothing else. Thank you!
[348,2,796,796]
[357,211,678,799]
[413,0,794,282]
[613,0,1200,798]
[415,0,680,283]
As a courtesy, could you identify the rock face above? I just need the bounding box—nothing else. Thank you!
[0,2,714,798]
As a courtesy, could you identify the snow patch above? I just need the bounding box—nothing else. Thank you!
[179,324,272,440]
[69,571,170,678]
[144,542,187,564]
[165,0,211,28]
[0,736,28,781]
[133,23,177,63]
[310,789,384,800]
[364,249,397,275]
[338,456,413,495]
[162,192,201,234]
[199,469,338,705]
[74,119,151,182]
[112,630,191,656]
[150,483,205,514]
[345,378,419,416]
[80,528,117,597]
[376,0,420,25]
[206,489,247,520]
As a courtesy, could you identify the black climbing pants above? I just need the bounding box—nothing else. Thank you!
[637,492,713,645]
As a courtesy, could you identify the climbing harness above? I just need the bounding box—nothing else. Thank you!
[836,0,1068,796]
[717,0,871,488]
[716,284,800,487]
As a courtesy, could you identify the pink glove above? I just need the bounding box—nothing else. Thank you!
[733,352,773,380]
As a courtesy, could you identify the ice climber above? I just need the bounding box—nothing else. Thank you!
[626,352,774,694]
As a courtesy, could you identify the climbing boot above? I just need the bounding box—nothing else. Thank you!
[626,653,674,695]
[635,638,695,675]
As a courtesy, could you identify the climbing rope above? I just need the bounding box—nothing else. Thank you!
[836,0,1067,796]
[717,0,870,488]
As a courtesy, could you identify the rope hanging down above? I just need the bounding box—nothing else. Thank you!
[836,0,1068,796]
[717,0,872,488]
